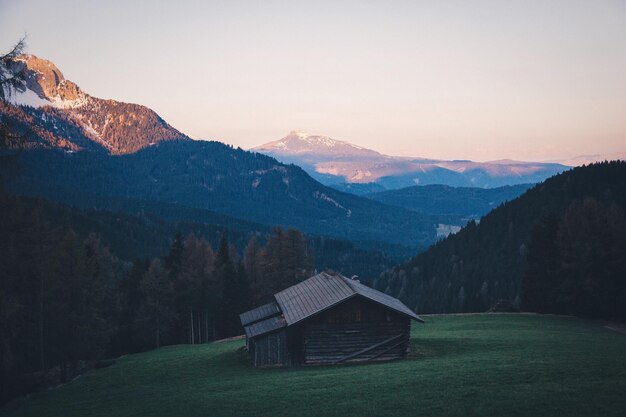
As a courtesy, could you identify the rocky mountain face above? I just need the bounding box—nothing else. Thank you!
[254,132,569,190]
[1,55,188,154]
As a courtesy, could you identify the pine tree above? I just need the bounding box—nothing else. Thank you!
[138,259,174,348]
[215,233,238,337]
[523,213,560,313]
[116,259,149,353]
[556,199,626,318]
[165,231,184,279]
[256,227,314,300]
[176,234,215,344]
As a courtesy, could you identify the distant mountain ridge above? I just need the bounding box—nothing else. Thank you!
[365,183,534,218]
[254,132,570,189]
[1,54,189,154]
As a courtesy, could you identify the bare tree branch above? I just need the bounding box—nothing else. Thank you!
[1,35,27,62]
[0,35,28,101]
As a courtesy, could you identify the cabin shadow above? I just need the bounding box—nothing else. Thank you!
[407,337,479,360]
[229,336,480,372]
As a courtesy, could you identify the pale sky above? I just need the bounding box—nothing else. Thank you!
[1,0,625,161]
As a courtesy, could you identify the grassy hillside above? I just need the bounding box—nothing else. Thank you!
[2,315,625,417]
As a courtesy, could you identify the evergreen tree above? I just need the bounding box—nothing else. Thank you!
[256,227,314,301]
[176,234,215,344]
[523,213,560,313]
[115,259,149,354]
[165,231,184,279]
[244,236,262,297]
[46,230,115,381]
[215,234,238,337]
[138,259,174,348]
[556,199,626,318]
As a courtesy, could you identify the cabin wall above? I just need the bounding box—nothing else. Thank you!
[250,329,288,367]
[301,298,411,365]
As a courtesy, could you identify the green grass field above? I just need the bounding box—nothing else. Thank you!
[2,314,625,417]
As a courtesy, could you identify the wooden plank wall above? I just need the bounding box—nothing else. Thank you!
[252,330,288,367]
[303,320,410,365]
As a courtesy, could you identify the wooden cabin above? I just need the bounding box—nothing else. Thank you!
[239,272,423,367]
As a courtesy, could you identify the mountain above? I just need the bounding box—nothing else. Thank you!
[0,54,472,251]
[255,130,381,160]
[365,183,534,218]
[374,161,626,318]
[552,152,626,167]
[1,54,189,153]
[253,132,569,190]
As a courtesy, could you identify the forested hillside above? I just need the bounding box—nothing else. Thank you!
[376,161,626,319]
[1,141,456,248]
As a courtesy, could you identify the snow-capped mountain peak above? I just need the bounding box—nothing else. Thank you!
[6,54,89,108]
[253,131,381,159]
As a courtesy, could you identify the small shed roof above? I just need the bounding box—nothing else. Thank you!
[239,301,281,326]
[241,272,423,339]
[244,315,287,338]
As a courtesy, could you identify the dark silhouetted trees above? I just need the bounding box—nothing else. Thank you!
[524,199,626,319]
[138,259,174,349]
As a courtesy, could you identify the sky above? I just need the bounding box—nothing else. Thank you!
[1,0,626,162]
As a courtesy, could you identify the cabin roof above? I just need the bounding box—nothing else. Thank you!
[241,272,423,339]
[275,272,355,325]
[343,277,422,322]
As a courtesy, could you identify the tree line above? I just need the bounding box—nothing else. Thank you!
[0,185,314,403]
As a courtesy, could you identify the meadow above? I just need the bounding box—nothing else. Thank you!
[2,314,625,417]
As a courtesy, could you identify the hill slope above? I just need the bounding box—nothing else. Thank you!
[375,161,626,314]
[2,315,625,417]
[1,140,457,248]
